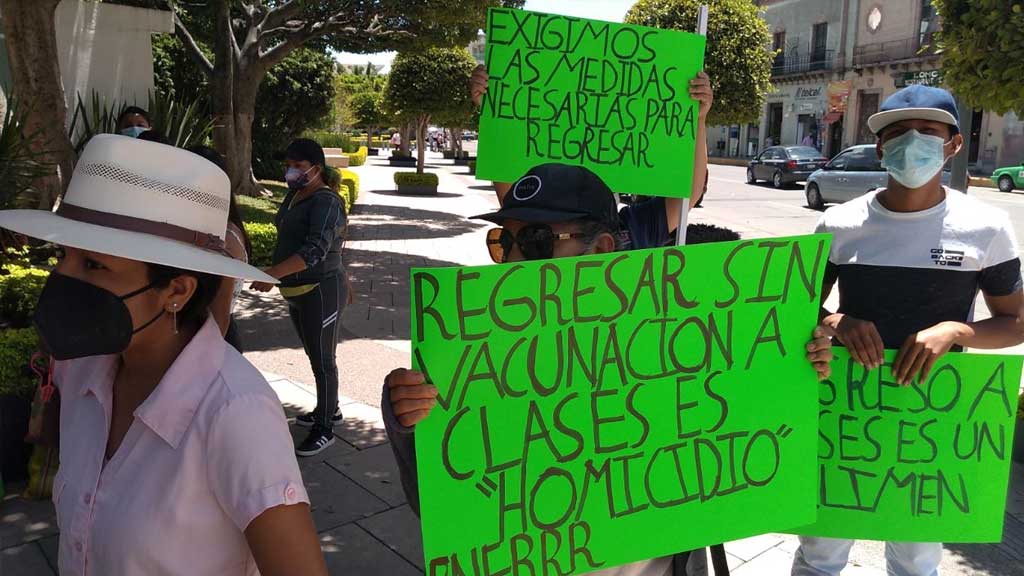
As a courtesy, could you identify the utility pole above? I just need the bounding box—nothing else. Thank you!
[949,95,973,193]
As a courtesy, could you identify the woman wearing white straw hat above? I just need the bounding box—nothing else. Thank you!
[0,135,327,576]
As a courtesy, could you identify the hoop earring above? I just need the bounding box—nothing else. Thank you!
[171,302,180,335]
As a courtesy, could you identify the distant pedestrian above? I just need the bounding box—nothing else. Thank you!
[802,132,815,148]
[249,138,350,457]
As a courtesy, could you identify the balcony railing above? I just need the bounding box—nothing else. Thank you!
[853,36,938,67]
[771,49,836,76]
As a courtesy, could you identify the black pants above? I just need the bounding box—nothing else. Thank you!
[285,275,346,430]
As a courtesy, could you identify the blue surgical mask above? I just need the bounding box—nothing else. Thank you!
[881,129,950,189]
[285,165,315,190]
[120,126,149,138]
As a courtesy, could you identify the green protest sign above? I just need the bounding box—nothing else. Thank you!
[476,7,706,197]
[412,235,830,575]
[794,349,1023,543]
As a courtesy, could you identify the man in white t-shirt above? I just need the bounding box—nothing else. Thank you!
[792,86,1024,576]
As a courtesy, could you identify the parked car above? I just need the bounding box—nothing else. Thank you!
[804,144,952,209]
[991,162,1024,193]
[747,146,829,189]
[462,131,478,141]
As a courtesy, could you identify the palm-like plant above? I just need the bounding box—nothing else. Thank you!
[0,93,50,211]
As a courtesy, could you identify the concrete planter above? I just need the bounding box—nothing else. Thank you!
[397,184,438,196]
[389,157,417,168]
[368,148,380,156]
[453,156,475,166]
[442,151,455,160]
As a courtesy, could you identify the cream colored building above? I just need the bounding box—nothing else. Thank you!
[709,0,1023,173]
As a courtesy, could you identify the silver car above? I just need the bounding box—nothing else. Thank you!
[805,144,951,209]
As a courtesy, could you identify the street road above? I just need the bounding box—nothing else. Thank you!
[699,164,1024,255]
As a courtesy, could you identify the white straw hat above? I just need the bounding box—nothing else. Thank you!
[0,134,276,283]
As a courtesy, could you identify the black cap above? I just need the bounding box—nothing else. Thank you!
[473,164,619,228]
[285,138,326,167]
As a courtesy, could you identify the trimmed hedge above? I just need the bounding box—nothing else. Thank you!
[394,172,439,186]
[347,146,368,167]
[1018,392,1024,421]
[303,131,357,152]
[0,265,49,327]
[341,169,360,202]
[468,160,476,174]
[339,184,353,213]
[0,328,39,397]
[244,222,277,268]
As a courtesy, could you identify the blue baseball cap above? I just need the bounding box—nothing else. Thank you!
[867,84,960,136]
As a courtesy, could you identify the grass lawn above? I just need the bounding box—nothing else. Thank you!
[236,180,287,224]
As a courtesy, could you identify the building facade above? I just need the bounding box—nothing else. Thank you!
[709,0,1023,173]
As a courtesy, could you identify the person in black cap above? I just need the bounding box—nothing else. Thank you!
[250,138,350,457]
[379,163,835,576]
[793,85,1024,576]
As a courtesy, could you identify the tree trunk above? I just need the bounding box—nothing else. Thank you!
[399,121,410,156]
[366,127,373,149]
[231,73,262,197]
[1,0,76,209]
[416,116,429,174]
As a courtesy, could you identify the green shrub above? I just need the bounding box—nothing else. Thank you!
[0,264,49,327]
[341,169,360,202]
[338,184,353,213]
[236,193,281,225]
[244,222,277,267]
[303,131,356,152]
[0,328,39,397]
[347,146,368,167]
[468,160,476,174]
[394,172,439,187]
[1018,392,1024,421]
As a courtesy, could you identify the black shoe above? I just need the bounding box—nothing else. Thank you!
[295,410,343,428]
[296,428,336,457]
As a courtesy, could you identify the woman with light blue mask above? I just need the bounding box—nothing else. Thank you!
[116,106,152,138]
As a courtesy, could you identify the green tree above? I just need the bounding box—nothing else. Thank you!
[626,0,774,127]
[252,49,337,179]
[0,0,77,207]
[933,1,1024,117]
[168,0,523,195]
[385,47,477,173]
[153,37,336,180]
[350,92,389,148]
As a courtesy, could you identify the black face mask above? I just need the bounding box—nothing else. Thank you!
[33,272,164,360]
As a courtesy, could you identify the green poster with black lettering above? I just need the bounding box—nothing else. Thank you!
[476,7,706,197]
[793,349,1023,543]
[412,235,830,575]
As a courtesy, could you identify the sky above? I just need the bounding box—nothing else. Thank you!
[332,0,637,69]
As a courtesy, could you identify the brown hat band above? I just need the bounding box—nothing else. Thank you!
[56,203,228,255]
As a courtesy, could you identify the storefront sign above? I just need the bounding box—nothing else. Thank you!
[897,70,944,88]
[827,81,852,114]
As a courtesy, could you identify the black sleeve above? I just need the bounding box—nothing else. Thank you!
[381,384,421,517]
[619,197,669,250]
[979,257,1023,297]
[296,192,344,268]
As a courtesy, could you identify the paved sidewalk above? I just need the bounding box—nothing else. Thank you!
[3,156,1024,575]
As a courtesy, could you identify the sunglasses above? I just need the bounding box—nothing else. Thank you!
[486,224,589,263]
